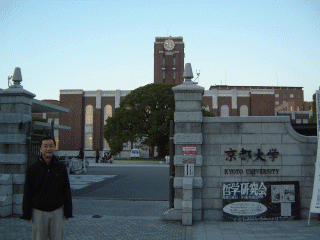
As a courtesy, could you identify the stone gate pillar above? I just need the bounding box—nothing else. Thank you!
[0,67,35,217]
[172,63,204,225]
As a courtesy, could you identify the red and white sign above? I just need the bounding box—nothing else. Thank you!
[183,145,196,156]
[183,145,196,164]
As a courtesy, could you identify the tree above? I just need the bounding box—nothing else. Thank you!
[104,83,175,158]
[103,83,214,158]
[103,106,136,155]
[202,103,215,117]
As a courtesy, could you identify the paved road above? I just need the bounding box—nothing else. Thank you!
[71,163,169,201]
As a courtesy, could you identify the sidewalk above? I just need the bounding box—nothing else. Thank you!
[192,219,320,240]
[2,215,320,239]
[0,215,186,240]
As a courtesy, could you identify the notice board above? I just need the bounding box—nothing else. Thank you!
[222,181,301,221]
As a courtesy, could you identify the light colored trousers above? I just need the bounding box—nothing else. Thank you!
[32,207,65,240]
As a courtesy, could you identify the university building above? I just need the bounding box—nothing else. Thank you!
[34,36,313,155]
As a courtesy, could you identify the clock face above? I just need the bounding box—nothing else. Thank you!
[164,39,175,51]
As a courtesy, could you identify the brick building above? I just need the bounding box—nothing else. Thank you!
[202,87,275,117]
[58,90,130,153]
[209,85,304,111]
[35,37,312,155]
[52,88,279,153]
[154,36,184,85]
[275,100,313,125]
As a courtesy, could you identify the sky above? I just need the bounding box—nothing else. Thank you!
[0,0,319,102]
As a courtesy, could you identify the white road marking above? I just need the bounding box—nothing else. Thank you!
[69,175,117,190]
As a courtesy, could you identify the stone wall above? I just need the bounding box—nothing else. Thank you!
[201,116,317,220]
[0,67,34,217]
[163,75,317,225]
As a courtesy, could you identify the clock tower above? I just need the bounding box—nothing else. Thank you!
[154,36,184,85]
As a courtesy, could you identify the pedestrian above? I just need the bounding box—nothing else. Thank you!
[95,149,100,163]
[107,152,113,163]
[165,154,170,164]
[21,136,73,240]
[77,147,84,160]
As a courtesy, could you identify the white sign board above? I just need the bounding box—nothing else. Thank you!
[310,89,320,213]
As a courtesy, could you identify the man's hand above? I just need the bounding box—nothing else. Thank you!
[65,218,69,220]
[27,220,31,223]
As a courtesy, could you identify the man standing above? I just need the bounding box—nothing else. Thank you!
[21,136,73,240]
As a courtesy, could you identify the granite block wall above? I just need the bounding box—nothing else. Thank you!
[0,68,35,217]
[201,116,317,220]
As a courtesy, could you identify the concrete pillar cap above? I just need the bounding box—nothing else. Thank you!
[183,63,194,81]
[12,67,22,85]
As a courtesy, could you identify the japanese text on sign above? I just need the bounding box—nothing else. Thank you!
[225,148,279,162]
[223,182,267,200]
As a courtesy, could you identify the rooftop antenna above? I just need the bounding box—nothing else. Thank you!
[194,70,200,84]
[8,75,12,87]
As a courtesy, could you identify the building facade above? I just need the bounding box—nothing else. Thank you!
[209,85,305,111]
[58,89,130,153]
[35,37,313,155]
[202,88,275,117]
[38,88,310,154]
[154,36,184,85]
[54,87,277,153]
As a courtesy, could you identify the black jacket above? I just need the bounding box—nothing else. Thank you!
[21,156,73,220]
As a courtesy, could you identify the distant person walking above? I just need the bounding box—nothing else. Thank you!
[165,154,170,164]
[21,136,73,240]
[77,147,84,160]
[95,149,100,163]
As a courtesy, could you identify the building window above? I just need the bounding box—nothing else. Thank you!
[275,94,279,98]
[85,105,93,149]
[103,105,112,149]
[296,119,302,124]
[290,106,293,111]
[298,94,301,98]
[221,105,229,117]
[303,119,308,124]
[283,101,286,104]
[240,105,248,117]
[283,94,287,98]
[297,106,299,111]
[275,101,279,105]
[290,94,294,98]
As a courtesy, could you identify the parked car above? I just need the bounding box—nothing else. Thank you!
[130,149,141,159]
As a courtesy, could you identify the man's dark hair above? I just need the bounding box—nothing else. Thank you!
[39,136,56,147]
